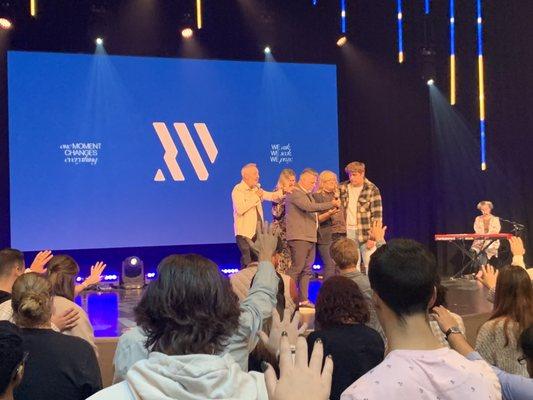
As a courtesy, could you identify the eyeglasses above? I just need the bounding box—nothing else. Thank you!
[517,355,527,365]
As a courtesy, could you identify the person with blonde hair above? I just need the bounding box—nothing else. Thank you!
[9,273,101,400]
[271,168,297,273]
[313,170,346,279]
[0,255,102,356]
[471,200,501,267]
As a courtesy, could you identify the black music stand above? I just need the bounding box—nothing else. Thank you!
[450,238,500,279]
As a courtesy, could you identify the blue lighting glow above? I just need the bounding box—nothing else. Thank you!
[340,0,346,33]
[397,0,404,63]
[425,0,430,14]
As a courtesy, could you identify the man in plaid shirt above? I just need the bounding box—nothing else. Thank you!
[338,161,382,269]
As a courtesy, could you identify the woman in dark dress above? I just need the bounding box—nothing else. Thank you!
[271,168,296,274]
[307,276,384,400]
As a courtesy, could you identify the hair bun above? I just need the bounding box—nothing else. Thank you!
[18,292,47,318]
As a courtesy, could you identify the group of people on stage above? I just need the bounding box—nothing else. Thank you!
[231,161,382,307]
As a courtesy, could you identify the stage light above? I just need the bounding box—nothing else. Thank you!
[427,79,435,86]
[264,46,271,54]
[0,18,13,30]
[449,0,456,105]
[397,0,404,63]
[30,0,38,17]
[196,0,202,29]
[476,0,486,171]
[120,256,145,289]
[424,0,430,15]
[336,36,347,47]
[181,28,193,39]
[95,37,103,45]
[340,0,346,33]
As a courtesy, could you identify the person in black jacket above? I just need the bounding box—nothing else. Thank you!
[307,276,384,400]
[9,273,102,400]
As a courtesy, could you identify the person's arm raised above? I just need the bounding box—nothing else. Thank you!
[263,334,333,400]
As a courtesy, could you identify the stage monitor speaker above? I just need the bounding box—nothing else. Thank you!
[121,256,145,289]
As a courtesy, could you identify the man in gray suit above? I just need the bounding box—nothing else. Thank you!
[285,168,340,307]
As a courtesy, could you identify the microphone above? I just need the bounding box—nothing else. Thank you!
[498,217,525,227]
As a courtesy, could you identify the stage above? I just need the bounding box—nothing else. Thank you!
[79,276,493,340]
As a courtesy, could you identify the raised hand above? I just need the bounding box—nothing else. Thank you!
[509,236,525,257]
[369,220,387,243]
[29,250,53,274]
[254,221,280,262]
[258,308,308,356]
[431,305,459,334]
[83,261,107,287]
[263,335,333,400]
[476,264,498,290]
[51,307,80,331]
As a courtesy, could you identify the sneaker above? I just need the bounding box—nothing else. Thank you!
[299,300,315,308]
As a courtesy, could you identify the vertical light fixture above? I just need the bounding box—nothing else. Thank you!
[340,0,346,34]
[196,0,202,29]
[397,0,404,63]
[424,0,430,15]
[312,0,318,5]
[449,0,456,105]
[30,0,37,17]
[477,0,486,170]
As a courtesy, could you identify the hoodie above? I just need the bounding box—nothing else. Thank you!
[89,352,268,400]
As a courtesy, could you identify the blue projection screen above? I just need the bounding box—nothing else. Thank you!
[8,51,339,251]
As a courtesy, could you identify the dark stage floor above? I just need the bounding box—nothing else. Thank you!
[77,278,493,338]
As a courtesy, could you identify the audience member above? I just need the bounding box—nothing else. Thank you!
[90,224,282,399]
[0,255,99,355]
[307,276,384,400]
[428,278,466,347]
[476,265,533,377]
[11,273,101,400]
[341,239,501,399]
[271,168,297,273]
[0,250,25,305]
[112,223,280,384]
[434,306,533,400]
[329,236,383,337]
[230,237,297,316]
[0,321,26,400]
[263,334,333,400]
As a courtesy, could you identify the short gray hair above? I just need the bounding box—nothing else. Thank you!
[477,200,494,210]
[241,163,257,177]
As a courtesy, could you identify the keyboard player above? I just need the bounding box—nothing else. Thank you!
[471,200,501,267]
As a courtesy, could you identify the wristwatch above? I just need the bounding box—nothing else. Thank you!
[444,326,462,339]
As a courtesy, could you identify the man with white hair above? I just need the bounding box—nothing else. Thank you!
[232,163,281,267]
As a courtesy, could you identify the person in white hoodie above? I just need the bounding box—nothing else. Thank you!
[89,223,281,400]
